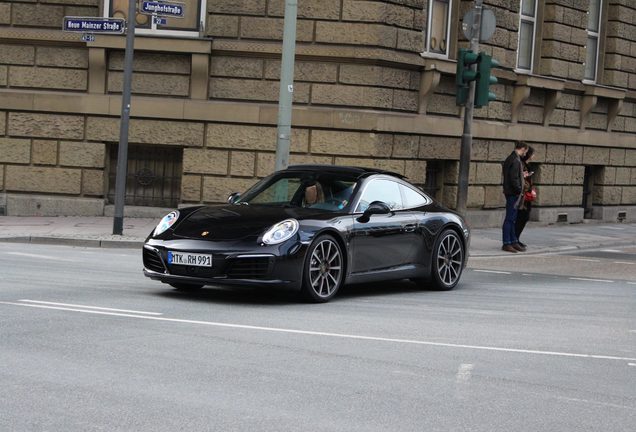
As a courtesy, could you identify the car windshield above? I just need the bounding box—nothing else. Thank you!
[236,171,359,212]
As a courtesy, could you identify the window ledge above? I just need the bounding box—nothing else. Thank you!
[516,74,566,91]
[583,83,626,100]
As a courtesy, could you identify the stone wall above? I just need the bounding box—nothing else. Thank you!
[0,0,635,222]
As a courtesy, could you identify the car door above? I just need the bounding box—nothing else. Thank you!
[349,178,417,274]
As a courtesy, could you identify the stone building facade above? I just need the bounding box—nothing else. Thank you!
[0,0,635,225]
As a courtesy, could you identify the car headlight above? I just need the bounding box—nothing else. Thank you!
[153,210,180,236]
[262,219,299,245]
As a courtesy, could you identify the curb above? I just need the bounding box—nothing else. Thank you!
[0,236,144,249]
[470,239,636,258]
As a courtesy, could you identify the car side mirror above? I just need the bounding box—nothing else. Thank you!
[227,192,241,204]
[357,201,391,223]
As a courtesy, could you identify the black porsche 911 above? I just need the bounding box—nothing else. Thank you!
[143,165,470,302]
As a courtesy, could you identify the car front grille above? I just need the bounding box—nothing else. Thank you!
[143,248,166,273]
[226,256,272,279]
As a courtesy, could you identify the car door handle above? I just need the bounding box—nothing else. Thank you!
[403,224,416,233]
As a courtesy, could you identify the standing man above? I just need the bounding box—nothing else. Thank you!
[501,141,529,253]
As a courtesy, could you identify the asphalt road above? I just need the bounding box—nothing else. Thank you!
[0,243,634,431]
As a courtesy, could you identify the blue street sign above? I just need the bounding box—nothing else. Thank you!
[63,17,125,33]
[81,34,96,42]
[153,17,167,25]
[140,1,185,18]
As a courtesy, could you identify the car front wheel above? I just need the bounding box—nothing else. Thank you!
[301,234,344,303]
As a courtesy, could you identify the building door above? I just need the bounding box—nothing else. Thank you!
[582,166,600,219]
[108,144,182,207]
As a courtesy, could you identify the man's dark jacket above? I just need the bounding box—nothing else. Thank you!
[502,151,523,196]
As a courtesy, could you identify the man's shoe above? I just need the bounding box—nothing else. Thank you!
[502,245,518,253]
[518,241,527,248]
[512,243,526,252]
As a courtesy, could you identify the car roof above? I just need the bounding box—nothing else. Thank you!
[285,164,406,179]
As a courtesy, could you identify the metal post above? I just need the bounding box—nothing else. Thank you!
[112,0,136,235]
[274,0,298,172]
[456,0,483,216]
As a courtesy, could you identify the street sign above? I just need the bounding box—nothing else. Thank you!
[63,17,125,34]
[462,8,496,42]
[81,34,96,42]
[139,1,185,18]
[153,17,167,25]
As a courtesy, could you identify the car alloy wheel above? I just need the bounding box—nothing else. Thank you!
[302,234,343,302]
[431,229,464,290]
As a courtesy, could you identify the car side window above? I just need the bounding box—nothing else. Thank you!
[355,179,403,212]
[401,185,429,208]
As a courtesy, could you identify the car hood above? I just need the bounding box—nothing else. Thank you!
[171,204,330,240]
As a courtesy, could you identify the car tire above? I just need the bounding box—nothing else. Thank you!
[301,234,344,303]
[169,282,204,291]
[429,229,464,291]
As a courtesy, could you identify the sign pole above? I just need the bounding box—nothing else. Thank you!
[274,0,298,172]
[112,0,136,235]
[456,0,482,216]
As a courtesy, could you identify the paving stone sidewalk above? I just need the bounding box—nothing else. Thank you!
[0,216,634,256]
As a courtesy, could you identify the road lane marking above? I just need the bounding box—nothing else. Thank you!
[573,258,600,263]
[628,282,636,285]
[5,252,73,261]
[601,249,622,252]
[18,299,162,316]
[473,270,511,275]
[629,363,636,367]
[569,277,614,283]
[613,261,635,265]
[1,301,636,363]
[455,364,473,383]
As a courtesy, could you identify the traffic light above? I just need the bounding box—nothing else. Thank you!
[456,48,479,106]
[474,53,499,108]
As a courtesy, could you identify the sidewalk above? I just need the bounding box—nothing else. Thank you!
[0,215,635,256]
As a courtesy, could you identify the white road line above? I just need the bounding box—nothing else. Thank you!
[5,252,73,261]
[628,282,636,285]
[473,270,511,275]
[573,258,600,263]
[569,277,614,283]
[1,301,635,363]
[613,261,635,265]
[629,363,636,367]
[18,299,162,316]
[601,249,622,252]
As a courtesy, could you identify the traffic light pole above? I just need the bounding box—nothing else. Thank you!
[456,0,483,216]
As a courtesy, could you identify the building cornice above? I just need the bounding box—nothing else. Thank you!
[1,89,634,149]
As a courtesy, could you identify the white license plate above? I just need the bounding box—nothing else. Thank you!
[167,251,212,267]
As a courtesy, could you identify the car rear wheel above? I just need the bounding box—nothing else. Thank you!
[301,234,344,303]
[430,229,464,290]
[169,282,204,291]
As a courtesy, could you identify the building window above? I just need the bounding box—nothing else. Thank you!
[423,0,452,57]
[105,0,205,37]
[584,0,602,82]
[517,0,537,72]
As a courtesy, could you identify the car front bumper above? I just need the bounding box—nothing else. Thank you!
[142,238,307,290]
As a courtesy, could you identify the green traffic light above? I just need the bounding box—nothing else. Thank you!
[456,49,480,106]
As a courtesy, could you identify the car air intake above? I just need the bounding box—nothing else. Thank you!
[143,248,166,273]
[226,256,272,279]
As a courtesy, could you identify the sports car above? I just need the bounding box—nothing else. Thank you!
[143,165,470,302]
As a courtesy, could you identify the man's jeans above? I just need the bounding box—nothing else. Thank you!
[502,194,519,245]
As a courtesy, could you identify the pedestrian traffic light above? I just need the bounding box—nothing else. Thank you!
[474,53,499,108]
[455,48,479,106]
